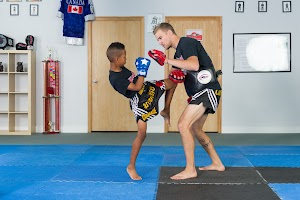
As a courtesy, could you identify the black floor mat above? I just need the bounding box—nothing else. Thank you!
[156,184,280,200]
[159,167,266,184]
[157,167,282,200]
[256,167,300,183]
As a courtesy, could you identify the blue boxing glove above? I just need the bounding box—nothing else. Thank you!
[135,57,151,77]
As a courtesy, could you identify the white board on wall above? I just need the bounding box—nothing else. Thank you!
[233,33,291,73]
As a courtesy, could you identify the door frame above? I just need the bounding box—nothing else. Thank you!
[165,16,223,133]
[87,17,144,132]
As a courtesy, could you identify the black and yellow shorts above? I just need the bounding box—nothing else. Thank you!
[130,80,165,122]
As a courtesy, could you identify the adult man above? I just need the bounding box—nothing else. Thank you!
[152,23,225,180]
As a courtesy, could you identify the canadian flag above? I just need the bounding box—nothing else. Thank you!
[67,5,83,14]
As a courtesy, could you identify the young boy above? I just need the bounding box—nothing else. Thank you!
[107,42,184,180]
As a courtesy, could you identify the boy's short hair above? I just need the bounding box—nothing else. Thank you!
[106,42,125,62]
[153,22,176,35]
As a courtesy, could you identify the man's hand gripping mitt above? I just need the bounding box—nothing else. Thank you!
[169,69,185,83]
[135,57,151,77]
[148,49,166,66]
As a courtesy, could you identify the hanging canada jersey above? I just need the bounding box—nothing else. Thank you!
[57,0,95,46]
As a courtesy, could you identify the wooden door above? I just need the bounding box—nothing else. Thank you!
[88,17,144,132]
[165,17,222,133]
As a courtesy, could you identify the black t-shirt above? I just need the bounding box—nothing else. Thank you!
[174,37,221,96]
[109,66,138,98]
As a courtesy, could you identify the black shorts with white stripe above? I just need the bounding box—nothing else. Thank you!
[189,88,221,114]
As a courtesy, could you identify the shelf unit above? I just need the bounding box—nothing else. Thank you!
[0,50,36,135]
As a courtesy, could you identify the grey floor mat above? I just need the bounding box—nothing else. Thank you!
[256,167,300,183]
[156,184,280,200]
[157,167,281,200]
[159,167,266,184]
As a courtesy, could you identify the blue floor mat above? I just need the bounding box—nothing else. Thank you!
[0,153,82,166]
[164,146,243,156]
[269,183,300,200]
[85,145,164,155]
[0,181,157,200]
[0,181,43,200]
[0,145,299,199]
[0,166,65,181]
[53,165,160,183]
[72,153,163,166]
[239,146,300,155]
[0,145,92,154]
[162,153,253,167]
[245,155,300,167]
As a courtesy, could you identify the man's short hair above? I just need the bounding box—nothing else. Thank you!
[106,42,125,62]
[153,22,176,35]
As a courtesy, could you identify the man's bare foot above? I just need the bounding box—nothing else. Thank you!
[199,164,225,171]
[160,109,170,126]
[127,167,142,180]
[170,169,197,180]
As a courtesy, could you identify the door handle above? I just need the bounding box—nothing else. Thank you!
[93,80,98,83]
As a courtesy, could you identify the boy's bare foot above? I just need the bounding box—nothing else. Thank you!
[199,164,225,171]
[160,109,170,126]
[127,167,142,180]
[170,169,197,180]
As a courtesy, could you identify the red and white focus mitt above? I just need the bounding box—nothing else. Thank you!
[148,49,166,66]
[169,69,185,83]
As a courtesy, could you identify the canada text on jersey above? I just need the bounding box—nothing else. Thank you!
[66,0,85,6]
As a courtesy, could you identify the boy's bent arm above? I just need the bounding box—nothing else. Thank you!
[127,76,145,91]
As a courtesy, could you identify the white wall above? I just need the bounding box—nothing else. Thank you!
[1,0,299,133]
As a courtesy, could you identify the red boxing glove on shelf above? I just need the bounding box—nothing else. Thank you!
[169,69,185,83]
[148,49,166,66]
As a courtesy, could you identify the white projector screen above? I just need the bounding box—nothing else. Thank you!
[233,33,291,73]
